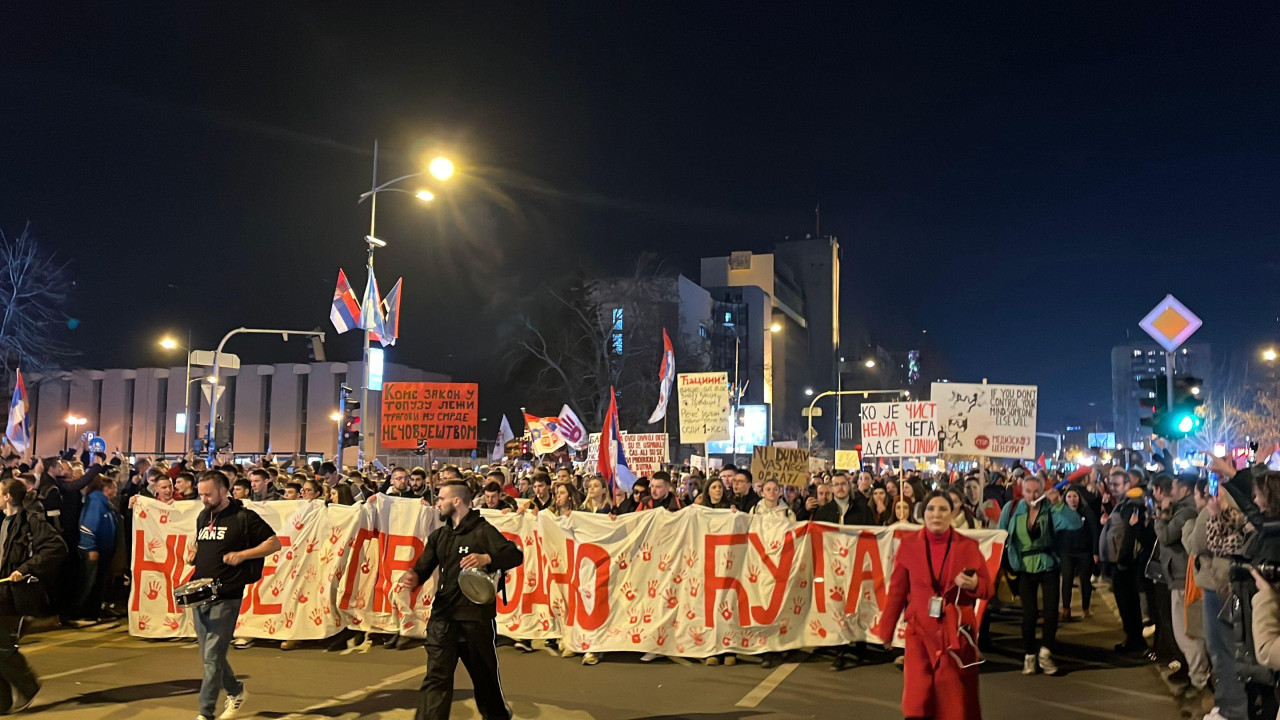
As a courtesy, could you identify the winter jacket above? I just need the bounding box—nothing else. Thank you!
[1252,582,1280,672]
[997,498,1082,573]
[78,490,118,555]
[410,509,523,622]
[813,495,874,526]
[731,489,761,513]
[0,507,67,614]
[1058,500,1100,557]
[1184,507,1230,596]
[751,499,796,521]
[1099,490,1145,566]
[1155,494,1197,585]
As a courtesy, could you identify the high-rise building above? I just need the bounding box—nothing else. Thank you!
[1111,342,1211,449]
[700,236,841,444]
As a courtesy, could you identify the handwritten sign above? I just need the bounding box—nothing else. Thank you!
[931,383,1037,459]
[380,382,478,450]
[834,449,862,471]
[677,372,730,443]
[586,433,670,476]
[859,402,939,457]
[751,445,810,488]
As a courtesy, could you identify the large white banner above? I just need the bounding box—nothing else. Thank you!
[677,372,730,444]
[931,382,1038,459]
[130,497,1006,656]
[584,432,670,476]
[859,401,939,457]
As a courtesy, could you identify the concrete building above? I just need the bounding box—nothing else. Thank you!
[25,361,447,460]
[1111,342,1211,450]
[700,236,841,444]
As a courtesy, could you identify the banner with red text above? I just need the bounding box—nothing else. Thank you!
[130,498,1005,656]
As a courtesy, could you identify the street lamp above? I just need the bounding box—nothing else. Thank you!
[354,141,454,469]
[65,415,87,450]
[770,322,783,333]
[805,388,910,457]
[160,333,194,452]
[864,359,876,368]
[804,388,814,396]
[330,411,342,423]
[1264,348,1278,363]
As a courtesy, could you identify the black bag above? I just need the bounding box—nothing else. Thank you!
[239,512,264,584]
[11,523,51,617]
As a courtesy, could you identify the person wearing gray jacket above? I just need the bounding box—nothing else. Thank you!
[1154,474,1208,695]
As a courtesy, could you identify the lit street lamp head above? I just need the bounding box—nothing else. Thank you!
[160,337,178,350]
[804,388,814,396]
[428,157,454,181]
[415,189,435,202]
[769,322,782,333]
[864,359,876,368]
[1265,348,1278,363]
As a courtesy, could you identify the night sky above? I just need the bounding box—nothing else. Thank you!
[3,3,1279,432]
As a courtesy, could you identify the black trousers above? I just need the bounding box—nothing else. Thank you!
[0,613,39,711]
[419,618,510,720]
[1018,569,1060,655]
[1060,552,1094,612]
[1112,566,1146,647]
[1145,580,1183,662]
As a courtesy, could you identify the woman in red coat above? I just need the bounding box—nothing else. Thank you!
[874,491,994,720]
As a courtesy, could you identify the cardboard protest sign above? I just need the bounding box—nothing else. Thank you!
[859,402,939,457]
[834,449,862,471]
[931,383,1037,459]
[751,445,810,488]
[381,382,478,449]
[677,372,730,443]
[586,432,670,476]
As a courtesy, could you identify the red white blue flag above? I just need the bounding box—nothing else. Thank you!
[6,369,29,454]
[329,269,362,335]
[597,388,638,495]
[373,278,402,347]
[359,270,387,338]
[646,328,675,424]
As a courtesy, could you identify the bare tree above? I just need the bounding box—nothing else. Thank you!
[0,224,75,383]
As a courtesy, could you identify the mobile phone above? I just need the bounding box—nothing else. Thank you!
[962,568,977,577]
[1208,472,1220,496]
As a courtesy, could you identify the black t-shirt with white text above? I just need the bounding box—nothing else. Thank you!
[193,499,276,599]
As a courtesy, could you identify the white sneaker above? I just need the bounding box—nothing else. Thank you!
[232,638,253,650]
[640,652,660,662]
[1203,708,1228,720]
[581,652,599,666]
[219,688,248,719]
[197,716,212,720]
[1037,648,1058,676]
[1022,654,1037,675]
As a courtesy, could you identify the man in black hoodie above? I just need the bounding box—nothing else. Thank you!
[730,469,760,512]
[402,482,523,720]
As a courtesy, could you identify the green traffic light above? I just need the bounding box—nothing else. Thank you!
[1176,415,1195,434]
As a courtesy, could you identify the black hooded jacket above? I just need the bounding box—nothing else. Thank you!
[411,509,523,622]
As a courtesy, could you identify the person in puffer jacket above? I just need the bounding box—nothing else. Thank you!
[73,475,118,625]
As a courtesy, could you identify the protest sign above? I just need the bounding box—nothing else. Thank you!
[129,497,1005,654]
[834,449,862,471]
[859,401,939,457]
[690,454,706,471]
[751,445,810,488]
[381,382,478,449]
[931,382,1038,459]
[586,432,670,476]
[677,372,730,443]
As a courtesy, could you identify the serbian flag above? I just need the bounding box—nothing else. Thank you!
[374,278,402,347]
[1036,452,1046,470]
[6,369,29,454]
[329,269,362,334]
[646,328,675,424]
[598,388,638,495]
[359,270,386,338]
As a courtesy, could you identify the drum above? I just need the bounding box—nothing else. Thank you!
[458,568,499,604]
[173,578,220,609]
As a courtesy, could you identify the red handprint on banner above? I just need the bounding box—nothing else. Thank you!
[558,413,585,446]
[615,555,628,571]
[642,606,654,624]
[638,543,652,562]
[662,588,678,609]
[768,538,782,552]
[689,578,700,597]
[684,605,696,621]
[306,540,318,554]
[747,565,760,583]
[656,626,668,646]
[506,620,521,633]
[837,542,850,558]
[672,570,685,584]
[538,613,551,632]
[658,554,672,572]
[779,619,790,636]
[146,538,161,556]
[330,527,341,544]
[684,550,698,568]
[629,628,644,644]
[137,614,151,631]
[793,596,804,615]
[830,586,844,603]
[310,609,323,626]
[621,582,637,601]
[162,615,180,631]
[647,580,659,598]
[691,628,706,646]
[292,515,305,531]
[719,600,734,621]
[145,581,161,600]
[833,563,845,577]
[284,612,295,629]
[809,620,827,639]
[722,631,735,648]
[158,511,169,525]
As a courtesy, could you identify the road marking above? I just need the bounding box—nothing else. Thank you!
[1068,679,1174,702]
[670,655,693,667]
[734,651,808,708]
[276,667,422,720]
[24,634,89,655]
[1021,696,1145,720]
[41,662,118,680]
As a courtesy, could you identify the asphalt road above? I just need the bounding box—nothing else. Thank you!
[16,589,1190,719]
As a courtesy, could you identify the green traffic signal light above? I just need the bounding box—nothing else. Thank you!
[1176,414,1195,434]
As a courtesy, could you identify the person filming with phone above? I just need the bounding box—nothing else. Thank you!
[874,491,993,720]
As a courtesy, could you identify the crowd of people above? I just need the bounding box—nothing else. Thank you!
[4,435,1280,720]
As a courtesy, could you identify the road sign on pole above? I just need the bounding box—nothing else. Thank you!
[1139,295,1202,353]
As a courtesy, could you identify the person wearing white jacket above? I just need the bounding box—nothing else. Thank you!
[751,480,796,521]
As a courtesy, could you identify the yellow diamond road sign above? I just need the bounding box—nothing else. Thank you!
[1139,294,1202,353]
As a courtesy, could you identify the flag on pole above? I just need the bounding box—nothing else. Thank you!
[5,369,29,454]
[359,270,386,338]
[492,415,515,461]
[375,278,403,347]
[1036,452,1046,470]
[646,328,675,424]
[597,388,638,495]
[555,404,588,450]
[523,413,565,455]
[329,269,362,335]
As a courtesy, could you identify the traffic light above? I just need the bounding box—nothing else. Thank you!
[1137,374,1167,431]
[1142,373,1204,440]
[339,384,360,448]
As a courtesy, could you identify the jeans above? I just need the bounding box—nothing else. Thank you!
[1060,552,1094,612]
[1018,569,1060,655]
[195,598,243,718]
[1202,589,1248,720]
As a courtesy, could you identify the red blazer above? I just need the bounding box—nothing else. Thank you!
[874,527,994,664]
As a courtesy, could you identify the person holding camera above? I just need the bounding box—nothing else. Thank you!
[1154,474,1209,696]
[874,491,993,720]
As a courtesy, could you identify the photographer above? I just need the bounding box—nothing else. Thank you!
[1154,473,1209,696]
[1101,470,1152,655]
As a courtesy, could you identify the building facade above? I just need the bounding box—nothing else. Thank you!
[1111,342,1211,450]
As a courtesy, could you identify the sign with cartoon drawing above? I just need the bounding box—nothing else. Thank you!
[931,383,1037,459]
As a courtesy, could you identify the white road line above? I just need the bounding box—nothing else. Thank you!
[1068,679,1176,703]
[24,634,89,655]
[276,667,422,720]
[734,651,809,708]
[41,662,118,680]
[1018,696,1145,720]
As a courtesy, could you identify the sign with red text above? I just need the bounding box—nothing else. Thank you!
[677,372,730,443]
[859,402,939,457]
[130,497,1005,655]
[585,432,670,477]
[381,382,478,450]
[932,382,1038,459]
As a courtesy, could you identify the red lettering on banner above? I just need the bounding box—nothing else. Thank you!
[521,533,551,612]
[241,536,291,616]
[498,532,524,614]
[806,522,839,613]
[375,533,424,612]
[572,543,610,631]
[703,533,749,627]
[841,531,887,615]
[130,530,191,613]
[340,528,378,610]
[745,526,807,624]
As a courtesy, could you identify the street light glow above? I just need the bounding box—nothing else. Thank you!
[330,411,343,422]
[415,189,435,202]
[770,322,782,333]
[1190,386,1201,395]
[428,157,454,181]
[159,337,178,350]
[1265,348,1279,363]
[864,359,876,368]
[804,388,814,396]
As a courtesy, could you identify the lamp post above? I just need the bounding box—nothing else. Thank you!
[354,140,453,469]
[160,332,194,453]
[205,327,326,464]
[65,415,86,450]
[805,388,911,457]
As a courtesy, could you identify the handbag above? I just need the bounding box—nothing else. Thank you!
[1144,543,1169,584]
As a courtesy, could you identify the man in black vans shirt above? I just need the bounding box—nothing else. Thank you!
[401,481,522,720]
[183,470,280,720]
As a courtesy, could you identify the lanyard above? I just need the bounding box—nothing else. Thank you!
[923,529,954,596]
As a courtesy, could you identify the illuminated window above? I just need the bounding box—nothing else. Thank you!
[611,308,623,355]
